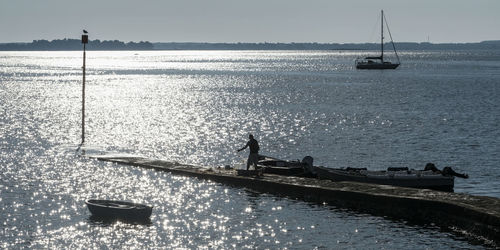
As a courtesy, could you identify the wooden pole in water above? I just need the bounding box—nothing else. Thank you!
[81,32,88,144]
[381,9,384,62]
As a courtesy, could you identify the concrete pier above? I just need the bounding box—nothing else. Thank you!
[90,154,500,247]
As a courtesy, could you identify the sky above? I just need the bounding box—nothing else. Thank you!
[1,0,499,44]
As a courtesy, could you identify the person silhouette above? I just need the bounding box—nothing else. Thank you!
[237,134,260,170]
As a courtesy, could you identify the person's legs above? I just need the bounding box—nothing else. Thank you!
[249,153,259,170]
[246,155,251,170]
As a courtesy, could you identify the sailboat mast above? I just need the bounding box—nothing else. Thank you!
[381,10,384,62]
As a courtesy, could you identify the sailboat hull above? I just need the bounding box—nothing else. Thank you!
[356,62,399,69]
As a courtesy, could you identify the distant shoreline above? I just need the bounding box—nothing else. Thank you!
[1,39,500,51]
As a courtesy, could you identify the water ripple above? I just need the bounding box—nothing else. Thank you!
[1,50,497,248]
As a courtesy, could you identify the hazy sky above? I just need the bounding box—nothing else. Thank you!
[1,0,499,43]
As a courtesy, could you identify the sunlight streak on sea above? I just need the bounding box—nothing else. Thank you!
[1,50,498,248]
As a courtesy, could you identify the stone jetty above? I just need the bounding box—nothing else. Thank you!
[89,154,500,247]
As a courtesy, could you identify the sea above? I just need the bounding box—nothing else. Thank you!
[1,50,499,249]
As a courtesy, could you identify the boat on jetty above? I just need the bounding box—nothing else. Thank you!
[85,199,153,220]
[257,155,316,177]
[315,164,467,192]
[355,10,400,69]
[236,169,264,177]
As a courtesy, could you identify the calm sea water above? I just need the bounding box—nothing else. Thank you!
[1,50,499,248]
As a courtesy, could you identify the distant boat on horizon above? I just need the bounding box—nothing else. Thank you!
[355,10,400,70]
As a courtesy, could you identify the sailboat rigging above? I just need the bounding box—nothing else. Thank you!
[356,10,400,69]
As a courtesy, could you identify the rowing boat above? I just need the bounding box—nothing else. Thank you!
[85,199,153,220]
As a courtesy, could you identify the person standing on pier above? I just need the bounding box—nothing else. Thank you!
[237,134,260,170]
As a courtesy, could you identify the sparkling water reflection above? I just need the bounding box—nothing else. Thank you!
[1,50,498,248]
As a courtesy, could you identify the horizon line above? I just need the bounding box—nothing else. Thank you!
[1,39,500,45]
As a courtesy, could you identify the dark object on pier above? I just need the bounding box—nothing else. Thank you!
[258,155,316,177]
[85,199,152,220]
[315,164,457,192]
[387,167,408,171]
[442,166,469,179]
[237,169,263,177]
[424,163,469,179]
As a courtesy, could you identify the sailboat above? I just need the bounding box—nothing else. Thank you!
[356,10,400,69]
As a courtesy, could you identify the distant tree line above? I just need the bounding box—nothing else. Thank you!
[152,41,500,50]
[1,39,499,51]
[0,38,153,50]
